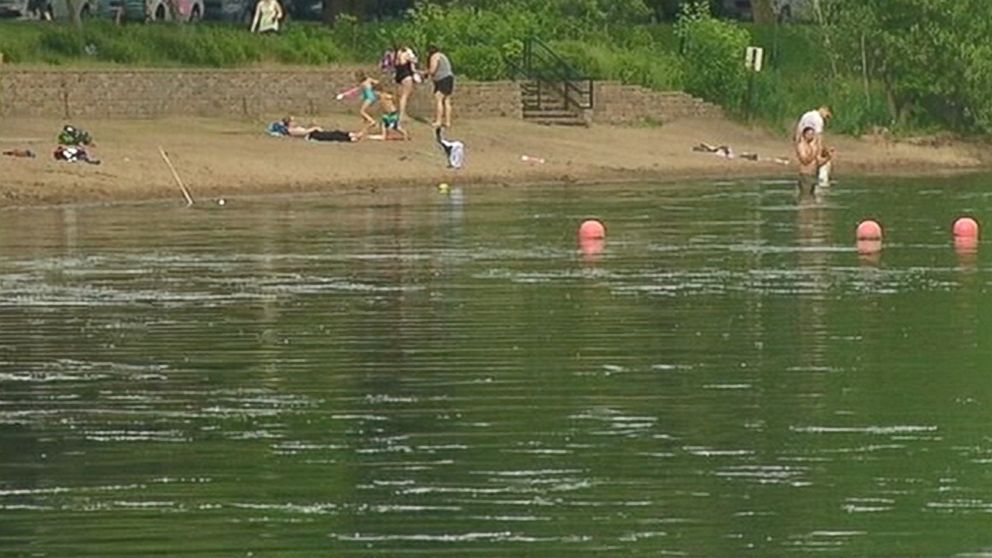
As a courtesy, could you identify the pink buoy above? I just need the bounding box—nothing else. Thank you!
[579,237,605,261]
[953,217,980,239]
[856,219,882,240]
[955,235,978,254]
[578,219,606,240]
[857,239,883,256]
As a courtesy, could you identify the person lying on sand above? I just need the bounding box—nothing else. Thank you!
[267,116,323,138]
[306,130,365,142]
[693,142,734,158]
[693,142,789,165]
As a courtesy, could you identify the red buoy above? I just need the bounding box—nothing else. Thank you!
[856,219,882,240]
[953,217,979,239]
[578,219,606,240]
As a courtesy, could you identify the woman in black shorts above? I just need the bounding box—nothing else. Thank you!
[425,44,455,129]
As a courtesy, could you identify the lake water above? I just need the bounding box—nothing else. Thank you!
[2,176,992,556]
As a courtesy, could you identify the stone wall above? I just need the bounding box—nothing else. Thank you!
[592,82,723,124]
[0,69,718,124]
[0,68,522,120]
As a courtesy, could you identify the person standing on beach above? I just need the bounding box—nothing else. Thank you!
[250,0,283,33]
[424,45,455,129]
[795,126,832,194]
[392,44,419,124]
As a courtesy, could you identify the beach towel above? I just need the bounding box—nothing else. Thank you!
[435,127,464,169]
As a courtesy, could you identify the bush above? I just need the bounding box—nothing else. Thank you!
[674,1,749,112]
[552,40,684,90]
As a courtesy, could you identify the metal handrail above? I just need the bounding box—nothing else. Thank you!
[512,37,594,112]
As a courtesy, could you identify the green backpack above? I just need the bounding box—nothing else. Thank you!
[58,125,92,146]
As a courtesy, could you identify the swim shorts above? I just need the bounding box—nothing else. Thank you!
[434,76,454,96]
[381,111,399,129]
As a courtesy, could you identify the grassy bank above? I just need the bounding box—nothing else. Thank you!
[0,13,888,137]
[0,19,383,66]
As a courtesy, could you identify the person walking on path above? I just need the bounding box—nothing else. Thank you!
[250,0,283,33]
[424,45,455,129]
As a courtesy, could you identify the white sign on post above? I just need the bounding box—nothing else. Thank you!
[745,46,764,72]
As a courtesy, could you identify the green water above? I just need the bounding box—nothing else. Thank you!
[1,176,991,556]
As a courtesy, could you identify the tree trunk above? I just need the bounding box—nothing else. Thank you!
[322,0,341,25]
[66,0,82,30]
[751,0,776,24]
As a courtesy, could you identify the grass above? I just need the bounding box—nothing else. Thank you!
[0,19,903,136]
[0,19,374,66]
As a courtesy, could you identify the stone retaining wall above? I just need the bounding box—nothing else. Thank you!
[592,82,723,124]
[0,69,718,124]
[0,68,522,120]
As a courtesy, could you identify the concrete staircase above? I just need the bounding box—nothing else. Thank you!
[519,80,724,126]
[520,80,589,126]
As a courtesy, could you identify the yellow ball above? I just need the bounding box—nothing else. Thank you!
[437,183,450,193]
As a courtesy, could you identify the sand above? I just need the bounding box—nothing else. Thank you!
[0,115,986,208]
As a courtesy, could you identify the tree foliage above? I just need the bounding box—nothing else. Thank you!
[828,0,992,133]
[674,1,749,111]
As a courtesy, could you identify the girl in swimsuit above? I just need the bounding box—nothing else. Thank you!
[354,71,380,131]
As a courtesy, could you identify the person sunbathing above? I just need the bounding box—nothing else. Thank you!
[266,116,322,138]
[307,130,365,142]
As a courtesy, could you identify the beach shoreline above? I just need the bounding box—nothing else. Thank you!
[1,115,987,209]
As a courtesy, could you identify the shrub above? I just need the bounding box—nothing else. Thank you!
[552,40,684,90]
[674,1,749,111]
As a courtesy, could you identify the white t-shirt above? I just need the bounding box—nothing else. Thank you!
[796,110,824,138]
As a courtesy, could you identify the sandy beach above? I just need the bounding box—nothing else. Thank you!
[0,115,986,208]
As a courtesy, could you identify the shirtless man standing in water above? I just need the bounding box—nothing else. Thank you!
[796,126,832,194]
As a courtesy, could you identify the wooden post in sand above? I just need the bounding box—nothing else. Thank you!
[158,147,194,206]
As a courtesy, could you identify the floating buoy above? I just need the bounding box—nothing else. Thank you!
[955,235,978,253]
[579,237,605,259]
[578,219,605,240]
[857,238,883,256]
[856,219,882,240]
[953,216,979,239]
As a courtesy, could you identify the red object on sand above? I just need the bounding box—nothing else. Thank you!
[953,217,979,239]
[856,220,882,240]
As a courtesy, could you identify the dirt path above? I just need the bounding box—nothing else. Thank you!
[0,115,985,208]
